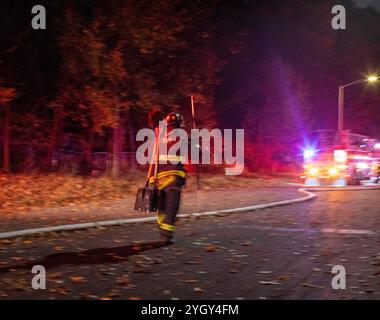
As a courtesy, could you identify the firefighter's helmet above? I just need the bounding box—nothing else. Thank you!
[164,112,183,127]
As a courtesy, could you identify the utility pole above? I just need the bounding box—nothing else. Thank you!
[338,86,344,132]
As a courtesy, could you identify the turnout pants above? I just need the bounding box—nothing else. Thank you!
[156,175,185,239]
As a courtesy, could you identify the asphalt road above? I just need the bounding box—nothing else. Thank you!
[0,189,379,300]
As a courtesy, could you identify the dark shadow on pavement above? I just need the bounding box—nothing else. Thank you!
[0,240,168,274]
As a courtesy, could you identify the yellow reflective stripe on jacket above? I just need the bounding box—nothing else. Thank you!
[157,170,186,179]
[149,170,186,185]
[156,176,177,190]
[159,154,185,163]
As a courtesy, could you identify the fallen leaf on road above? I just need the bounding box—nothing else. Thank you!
[10,257,24,261]
[49,272,63,279]
[184,261,201,265]
[259,281,281,286]
[301,283,324,289]
[49,288,69,295]
[205,245,217,252]
[183,280,198,283]
[152,258,162,264]
[276,274,291,281]
[116,275,130,285]
[69,276,86,283]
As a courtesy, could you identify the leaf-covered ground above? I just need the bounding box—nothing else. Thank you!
[0,172,290,214]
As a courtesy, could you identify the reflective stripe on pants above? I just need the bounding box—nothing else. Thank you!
[157,214,175,232]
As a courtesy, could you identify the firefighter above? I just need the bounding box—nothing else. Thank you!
[149,111,187,244]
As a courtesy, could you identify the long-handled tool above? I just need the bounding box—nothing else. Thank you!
[191,95,201,214]
[146,127,159,181]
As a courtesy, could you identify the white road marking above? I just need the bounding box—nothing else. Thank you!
[250,226,376,235]
[286,183,380,191]
[320,228,375,235]
[0,189,316,240]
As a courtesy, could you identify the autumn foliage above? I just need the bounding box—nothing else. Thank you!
[0,0,379,175]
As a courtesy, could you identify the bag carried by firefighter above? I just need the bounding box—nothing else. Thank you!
[134,127,159,213]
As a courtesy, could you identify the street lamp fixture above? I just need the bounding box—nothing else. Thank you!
[367,75,379,82]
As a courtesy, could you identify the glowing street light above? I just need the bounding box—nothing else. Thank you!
[367,75,379,82]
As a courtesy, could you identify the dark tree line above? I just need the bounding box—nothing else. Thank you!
[1,0,379,174]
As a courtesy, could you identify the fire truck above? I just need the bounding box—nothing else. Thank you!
[303,130,380,186]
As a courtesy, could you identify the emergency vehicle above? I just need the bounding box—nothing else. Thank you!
[303,130,380,186]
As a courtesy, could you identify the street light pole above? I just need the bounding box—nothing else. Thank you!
[338,85,344,132]
[337,76,378,143]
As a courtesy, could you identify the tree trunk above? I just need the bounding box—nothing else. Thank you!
[46,106,63,171]
[112,114,124,177]
[127,110,137,170]
[2,104,10,172]
[85,126,94,174]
